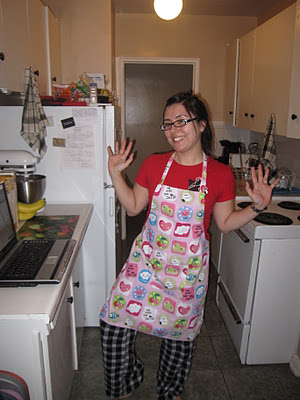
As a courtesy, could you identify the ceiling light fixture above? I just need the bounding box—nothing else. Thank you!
[154,0,183,21]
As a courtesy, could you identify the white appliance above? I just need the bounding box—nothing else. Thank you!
[216,196,300,364]
[0,105,122,326]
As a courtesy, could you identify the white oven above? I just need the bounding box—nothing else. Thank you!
[216,197,300,364]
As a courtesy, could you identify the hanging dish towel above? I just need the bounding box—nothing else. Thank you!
[20,66,49,158]
[260,113,278,184]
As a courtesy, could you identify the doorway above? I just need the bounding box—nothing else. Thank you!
[116,57,200,267]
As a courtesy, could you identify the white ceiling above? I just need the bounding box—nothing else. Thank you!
[114,0,293,17]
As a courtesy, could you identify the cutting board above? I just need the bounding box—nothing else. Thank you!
[17,215,79,240]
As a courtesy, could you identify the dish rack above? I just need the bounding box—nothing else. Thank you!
[230,165,248,196]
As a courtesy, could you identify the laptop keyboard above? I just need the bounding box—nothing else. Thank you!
[0,240,54,280]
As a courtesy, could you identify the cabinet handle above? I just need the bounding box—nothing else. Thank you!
[66,296,74,304]
[34,70,39,76]
[234,228,250,243]
[52,77,57,82]
[250,114,255,118]
[244,112,248,117]
[0,52,5,61]
[291,114,298,120]
[229,111,233,115]
[73,281,80,288]
[218,281,241,324]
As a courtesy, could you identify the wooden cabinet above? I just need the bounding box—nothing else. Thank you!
[223,39,239,126]
[233,3,300,138]
[0,0,60,96]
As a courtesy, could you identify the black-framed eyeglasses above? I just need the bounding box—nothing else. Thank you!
[160,118,197,131]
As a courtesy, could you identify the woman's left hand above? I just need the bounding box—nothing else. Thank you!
[245,165,280,209]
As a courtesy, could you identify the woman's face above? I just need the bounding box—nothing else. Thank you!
[163,103,206,155]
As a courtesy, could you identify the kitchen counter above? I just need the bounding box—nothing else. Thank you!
[0,203,93,321]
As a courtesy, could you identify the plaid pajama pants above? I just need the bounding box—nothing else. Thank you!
[100,320,197,399]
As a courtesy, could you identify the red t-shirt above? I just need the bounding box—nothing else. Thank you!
[135,152,235,239]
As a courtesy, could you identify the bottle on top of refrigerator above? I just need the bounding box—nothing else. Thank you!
[89,83,97,104]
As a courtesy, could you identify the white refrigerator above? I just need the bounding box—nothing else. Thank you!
[0,104,122,326]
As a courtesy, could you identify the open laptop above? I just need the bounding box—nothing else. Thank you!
[0,183,76,287]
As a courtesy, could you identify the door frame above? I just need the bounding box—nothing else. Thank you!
[116,56,200,140]
[115,57,200,240]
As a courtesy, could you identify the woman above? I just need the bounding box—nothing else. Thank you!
[99,92,278,400]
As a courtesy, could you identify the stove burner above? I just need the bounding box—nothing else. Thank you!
[237,202,252,209]
[277,201,300,210]
[254,212,293,225]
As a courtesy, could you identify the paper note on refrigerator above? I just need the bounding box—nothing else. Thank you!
[60,125,96,169]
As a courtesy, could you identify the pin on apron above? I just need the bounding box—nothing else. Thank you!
[100,152,209,341]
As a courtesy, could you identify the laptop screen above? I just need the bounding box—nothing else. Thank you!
[0,183,17,260]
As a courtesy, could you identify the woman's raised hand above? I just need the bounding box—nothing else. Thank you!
[107,139,134,176]
[245,164,280,209]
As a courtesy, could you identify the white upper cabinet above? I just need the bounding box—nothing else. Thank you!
[0,0,29,92]
[27,0,48,96]
[252,4,295,136]
[287,1,300,139]
[231,2,300,138]
[0,0,60,96]
[223,39,239,126]
[236,30,256,130]
[45,6,62,96]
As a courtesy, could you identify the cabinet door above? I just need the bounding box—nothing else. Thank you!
[27,0,48,96]
[46,6,62,94]
[72,247,85,369]
[287,2,300,138]
[236,30,256,130]
[48,281,75,400]
[223,39,239,126]
[252,5,295,135]
[0,0,29,92]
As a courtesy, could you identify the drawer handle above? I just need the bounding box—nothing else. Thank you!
[73,281,80,288]
[235,228,250,243]
[218,281,241,324]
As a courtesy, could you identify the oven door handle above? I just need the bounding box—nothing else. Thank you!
[218,281,242,324]
[235,228,250,243]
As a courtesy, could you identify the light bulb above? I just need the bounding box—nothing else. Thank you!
[154,0,183,21]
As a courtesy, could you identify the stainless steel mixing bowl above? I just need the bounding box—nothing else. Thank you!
[16,174,46,203]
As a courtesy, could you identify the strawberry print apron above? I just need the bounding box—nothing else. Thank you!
[100,152,209,341]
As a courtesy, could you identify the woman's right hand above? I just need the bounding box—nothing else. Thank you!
[107,139,134,175]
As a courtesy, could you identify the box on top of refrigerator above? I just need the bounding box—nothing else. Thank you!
[87,73,105,89]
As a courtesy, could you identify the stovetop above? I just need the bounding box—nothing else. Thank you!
[235,196,300,239]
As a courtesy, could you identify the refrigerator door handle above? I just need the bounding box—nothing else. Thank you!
[104,182,114,189]
[109,196,114,217]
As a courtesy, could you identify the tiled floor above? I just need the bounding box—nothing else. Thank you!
[69,214,300,399]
